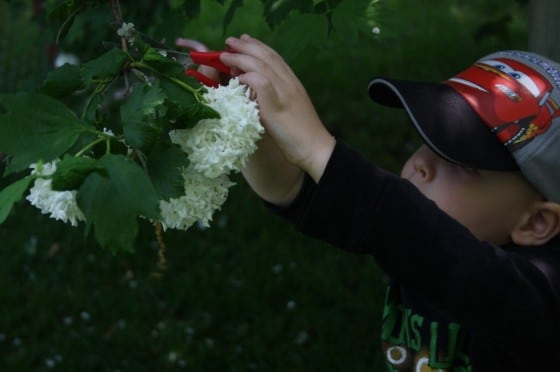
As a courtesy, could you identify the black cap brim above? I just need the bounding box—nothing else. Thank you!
[368,78,518,171]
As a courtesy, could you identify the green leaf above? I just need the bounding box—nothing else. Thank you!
[141,48,185,78]
[263,0,315,27]
[0,93,89,174]
[81,48,130,83]
[46,0,85,42]
[159,79,220,128]
[331,0,367,43]
[0,176,34,224]
[41,63,85,98]
[146,142,189,200]
[159,77,198,110]
[223,0,244,34]
[184,101,221,125]
[78,154,161,253]
[121,83,166,150]
[269,11,329,62]
[51,155,105,191]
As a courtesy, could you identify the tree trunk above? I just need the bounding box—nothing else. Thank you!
[528,0,560,60]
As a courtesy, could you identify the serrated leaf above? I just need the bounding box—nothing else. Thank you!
[41,64,84,98]
[0,93,90,174]
[147,142,189,200]
[51,155,105,191]
[159,79,219,128]
[0,176,34,224]
[159,77,198,110]
[121,83,166,150]
[78,154,160,253]
[81,48,130,82]
[184,101,220,124]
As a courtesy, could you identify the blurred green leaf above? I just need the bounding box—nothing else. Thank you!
[81,48,130,82]
[51,155,105,191]
[0,93,89,174]
[263,0,315,27]
[78,154,160,253]
[121,82,166,150]
[223,0,244,33]
[269,11,328,61]
[331,0,368,43]
[0,176,33,224]
[41,63,84,98]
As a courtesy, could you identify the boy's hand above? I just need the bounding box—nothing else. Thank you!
[220,34,335,182]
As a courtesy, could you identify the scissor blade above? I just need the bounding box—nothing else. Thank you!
[154,49,194,68]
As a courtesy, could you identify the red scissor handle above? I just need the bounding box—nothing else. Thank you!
[185,51,231,88]
[189,51,231,75]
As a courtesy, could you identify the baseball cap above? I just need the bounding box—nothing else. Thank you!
[368,50,560,203]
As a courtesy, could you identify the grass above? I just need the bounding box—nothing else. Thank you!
[0,0,528,370]
[0,178,387,371]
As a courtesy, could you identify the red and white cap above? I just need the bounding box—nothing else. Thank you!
[369,50,560,202]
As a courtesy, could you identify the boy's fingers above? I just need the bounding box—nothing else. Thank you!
[220,51,281,83]
[175,37,209,51]
[225,35,284,68]
[238,71,279,113]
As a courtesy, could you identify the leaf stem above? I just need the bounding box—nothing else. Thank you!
[133,61,203,100]
[75,137,105,157]
[81,83,107,119]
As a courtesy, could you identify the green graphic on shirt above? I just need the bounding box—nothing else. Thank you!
[380,286,472,371]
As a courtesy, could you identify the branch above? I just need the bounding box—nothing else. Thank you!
[110,0,131,95]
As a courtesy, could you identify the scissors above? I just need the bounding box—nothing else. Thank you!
[136,32,231,88]
[159,49,231,88]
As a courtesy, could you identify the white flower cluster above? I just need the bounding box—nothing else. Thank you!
[169,78,264,178]
[26,160,85,227]
[161,78,263,231]
[159,168,234,230]
[117,22,136,44]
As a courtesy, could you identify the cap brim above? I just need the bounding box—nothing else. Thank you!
[368,78,518,171]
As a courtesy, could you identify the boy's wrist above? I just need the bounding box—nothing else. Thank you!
[302,134,336,183]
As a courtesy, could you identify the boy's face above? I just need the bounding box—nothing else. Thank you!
[400,145,542,245]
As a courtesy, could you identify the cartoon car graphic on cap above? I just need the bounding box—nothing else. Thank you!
[446,57,560,149]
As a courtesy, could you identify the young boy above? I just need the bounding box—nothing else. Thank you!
[217,35,560,370]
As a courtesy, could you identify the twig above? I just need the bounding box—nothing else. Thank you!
[154,221,167,273]
[109,0,131,96]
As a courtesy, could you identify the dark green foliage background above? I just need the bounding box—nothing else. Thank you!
[0,0,527,370]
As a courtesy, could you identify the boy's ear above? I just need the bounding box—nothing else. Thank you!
[511,201,560,246]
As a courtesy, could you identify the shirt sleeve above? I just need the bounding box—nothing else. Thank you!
[267,140,560,344]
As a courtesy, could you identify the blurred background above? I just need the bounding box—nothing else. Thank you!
[0,0,535,370]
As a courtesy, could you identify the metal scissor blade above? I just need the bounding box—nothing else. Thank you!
[153,49,194,69]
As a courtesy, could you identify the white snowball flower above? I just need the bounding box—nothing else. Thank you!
[159,166,234,231]
[26,160,85,227]
[169,77,263,178]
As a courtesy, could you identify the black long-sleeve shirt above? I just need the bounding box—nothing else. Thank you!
[270,141,560,371]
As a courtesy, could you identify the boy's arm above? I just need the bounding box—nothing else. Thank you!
[241,131,305,206]
[220,35,336,204]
